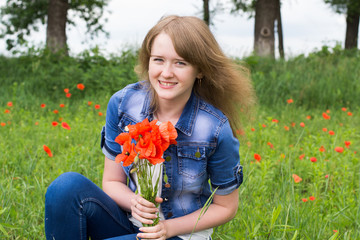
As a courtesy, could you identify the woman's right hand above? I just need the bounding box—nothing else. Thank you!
[131,195,162,225]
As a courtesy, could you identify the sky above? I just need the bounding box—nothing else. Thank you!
[0,0,355,58]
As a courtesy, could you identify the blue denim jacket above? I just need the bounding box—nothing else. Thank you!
[101,82,243,220]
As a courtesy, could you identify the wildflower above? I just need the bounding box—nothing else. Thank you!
[267,142,273,148]
[291,122,296,127]
[7,102,13,107]
[77,83,85,90]
[309,196,315,201]
[262,124,266,128]
[306,115,311,120]
[4,109,10,114]
[1,122,6,127]
[347,112,352,116]
[310,157,317,162]
[345,141,351,148]
[287,99,293,104]
[95,104,100,109]
[335,147,344,153]
[333,230,338,233]
[322,128,327,132]
[319,146,325,152]
[272,119,279,123]
[236,129,245,136]
[302,198,308,202]
[322,112,330,120]
[325,174,329,178]
[329,130,335,135]
[341,107,347,111]
[53,110,59,114]
[59,104,65,108]
[284,126,289,131]
[98,112,103,116]
[66,93,71,98]
[35,122,39,125]
[52,121,58,126]
[41,104,46,108]
[292,174,302,183]
[64,88,69,93]
[300,122,305,127]
[87,101,92,106]
[251,128,255,132]
[299,154,305,160]
[254,153,261,162]
[43,145,53,157]
[326,109,330,113]
[61,122,71,130]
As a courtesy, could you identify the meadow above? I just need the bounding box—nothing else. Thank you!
[0,47,359,239]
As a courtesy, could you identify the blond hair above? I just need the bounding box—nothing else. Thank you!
[136,15,256,134]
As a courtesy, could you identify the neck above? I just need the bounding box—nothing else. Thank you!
[154,99,186,126]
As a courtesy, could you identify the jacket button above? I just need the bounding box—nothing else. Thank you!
[165,183,171,188]
[164,197,168,201]
[167,212,173,218]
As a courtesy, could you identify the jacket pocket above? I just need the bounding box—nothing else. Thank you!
[177,146,207,179]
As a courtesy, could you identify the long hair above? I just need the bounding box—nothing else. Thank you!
[135,15,256,134]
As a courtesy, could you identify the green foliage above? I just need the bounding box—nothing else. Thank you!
[242,45,360,109]
[0,0,109,50]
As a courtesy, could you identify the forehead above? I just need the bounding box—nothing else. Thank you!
[151,33,182,58]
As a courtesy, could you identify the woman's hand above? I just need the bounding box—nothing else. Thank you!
[137,220,167,240]
[131,195,163,225]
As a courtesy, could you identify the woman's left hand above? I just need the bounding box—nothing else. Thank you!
[137,220,167,240]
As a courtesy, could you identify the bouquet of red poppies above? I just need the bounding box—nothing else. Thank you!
[114,118,177,226]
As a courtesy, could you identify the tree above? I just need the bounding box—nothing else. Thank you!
[325,0,360,49]
[0,0,109,54]
[231,0,284,58]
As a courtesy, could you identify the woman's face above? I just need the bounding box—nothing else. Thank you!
[148,33,202,106]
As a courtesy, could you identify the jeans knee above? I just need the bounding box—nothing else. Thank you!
[45,172,88,204]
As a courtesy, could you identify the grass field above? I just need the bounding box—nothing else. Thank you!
[0,86,358,239]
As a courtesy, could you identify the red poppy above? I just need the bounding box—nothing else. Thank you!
[335,147,344,153]
[325,174,329,178]
[347,112,353,116]
[322,128,327,132]
[94,104,100,109]
[329,130,335,135]
[98,112,103,116]
[43,145,53,157]
[287,99,293,104]
[52,121,58,126]
[61,122,71,130]
[309,196,315,201]
[284,126,289,131]
[254,153,261,162]
[333,230,338,233]
[159,121,177,147]
[306,115,311,120]
[341,107,347,111]
[251,128,255,131]
[319,146,325,152]
[88,101,93,106]
[300,122,305,127]
[64,88,69,93]
[310,157,317,162]
[60,104,65,108]
[322,112,331,120]
[267,142,273,148]
[53,110,59,114]
[7,102,13,107]
[115,142,137,166]
[345,141,351,148]
[1,122,6,127]
[292,174,302,183]
[77,83,85,90]
[291,122,296,127]
[41,104,46,108]
[66,93,71,98]
[4,109,10,114]
[262,124,266,128]
[272,119,279,123]
[299,154,305,160]
[302,198,308,202]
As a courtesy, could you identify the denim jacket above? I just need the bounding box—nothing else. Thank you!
[101,82,243,220]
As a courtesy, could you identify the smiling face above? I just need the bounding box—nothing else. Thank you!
[148,32,202,107]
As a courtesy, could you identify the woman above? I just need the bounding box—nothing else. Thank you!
[45,15,255,240]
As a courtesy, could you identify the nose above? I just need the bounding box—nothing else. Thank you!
[161,63,174,78]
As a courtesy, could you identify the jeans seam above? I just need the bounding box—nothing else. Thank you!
[80,197,134,234]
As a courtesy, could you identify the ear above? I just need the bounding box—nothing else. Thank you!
[196,72,203,79]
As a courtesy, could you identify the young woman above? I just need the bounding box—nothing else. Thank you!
[45,15,255,240]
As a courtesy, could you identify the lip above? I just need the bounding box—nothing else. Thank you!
[158,80,177,89]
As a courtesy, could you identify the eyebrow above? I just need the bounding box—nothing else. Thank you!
[150,55,186,61]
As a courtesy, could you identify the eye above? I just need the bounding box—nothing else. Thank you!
[176,61,187,66]
[152,57,163,62]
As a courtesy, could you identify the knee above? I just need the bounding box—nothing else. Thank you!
[45,172,88,203]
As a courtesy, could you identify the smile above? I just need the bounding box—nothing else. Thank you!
[159,80,177,86]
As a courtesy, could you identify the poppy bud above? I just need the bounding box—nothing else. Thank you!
[134,155,139,164]
[130,168,138,174]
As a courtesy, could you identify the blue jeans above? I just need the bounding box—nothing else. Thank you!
[45,172,181,240]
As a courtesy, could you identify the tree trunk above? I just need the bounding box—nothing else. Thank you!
[254,0,277,58]
[344,6,359,49]
[276,0,284,58]
[46,0,69,54]
[203,0,210,26]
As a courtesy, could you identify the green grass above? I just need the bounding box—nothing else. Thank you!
[1,93,359,239]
